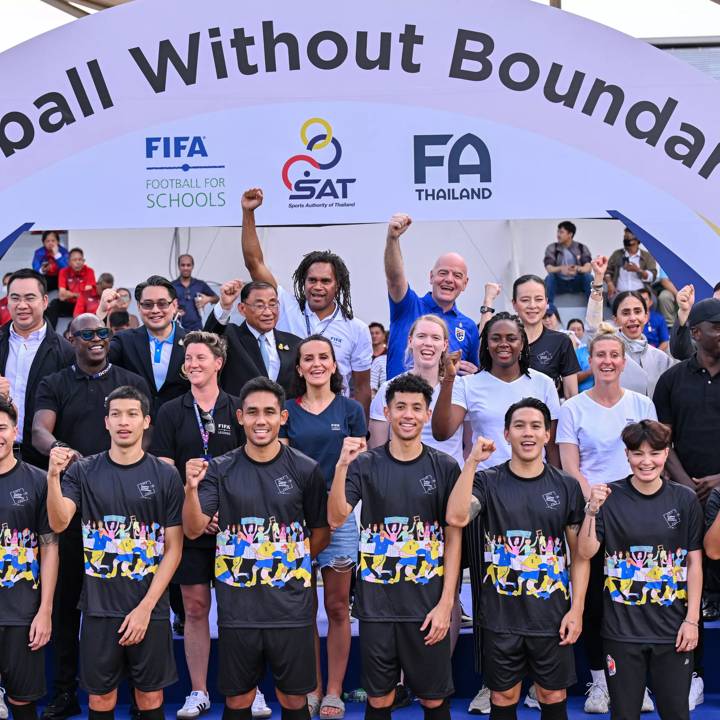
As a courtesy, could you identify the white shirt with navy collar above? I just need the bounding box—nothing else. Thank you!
[7,322,47,440]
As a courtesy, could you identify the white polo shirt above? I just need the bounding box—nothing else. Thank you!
[277,286,372,395]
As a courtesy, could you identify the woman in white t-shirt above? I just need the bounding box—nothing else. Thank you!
[369,314,463,464]
[556,326,656,712]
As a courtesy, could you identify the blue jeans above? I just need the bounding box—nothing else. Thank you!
[545,272,592,303]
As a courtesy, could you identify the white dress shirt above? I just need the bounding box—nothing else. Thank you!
[245,323,281,381]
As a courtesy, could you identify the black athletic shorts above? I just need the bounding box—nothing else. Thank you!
[359,621,454,700]
[0,625,46,701]
[174,545,215,586]
[482,630,576,692]
[218,625,316,697]
[79,616,178,695]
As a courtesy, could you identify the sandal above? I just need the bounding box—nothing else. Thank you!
[319,695,346,719]
[307,693,321,718]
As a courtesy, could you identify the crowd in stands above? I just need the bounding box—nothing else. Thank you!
[1,199,719,720]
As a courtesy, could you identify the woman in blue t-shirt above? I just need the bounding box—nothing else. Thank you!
[280,334,366,719]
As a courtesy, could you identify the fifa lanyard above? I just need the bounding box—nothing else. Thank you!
[304,303,340,337]
[193,400,214,460]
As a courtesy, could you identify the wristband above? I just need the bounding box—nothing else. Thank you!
[591,283,604,290]
[583,501,599,517]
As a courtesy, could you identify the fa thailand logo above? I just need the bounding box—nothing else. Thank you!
[10,488,29,506]
[418,475,437,494]
[137,481,156,499]
[282,118,356,201]
[543,491,560,509]
[663,508,680,529]
[275,475,294,495]
[455,326,466,342]
[537,350,553,365]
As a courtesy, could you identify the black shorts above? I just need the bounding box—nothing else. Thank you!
[79,616,178,695]
[218,626,316,697]
[174,545,215,586]
[359,621,454,700]
[482,630,576,692]
[0,625,46,701]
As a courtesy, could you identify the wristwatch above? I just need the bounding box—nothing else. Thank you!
[584,501,599,517]
[480,305,495,315]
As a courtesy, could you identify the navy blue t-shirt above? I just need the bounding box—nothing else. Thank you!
[280,395,367,489]
[171,277,215,331]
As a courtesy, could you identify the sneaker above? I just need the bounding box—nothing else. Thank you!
[524,685,540,710]
[40,692,82,720]
[177,691,211,719]
[689,673,704,711]
[468,686,491,715]
[252,690,272,719]
[584,682,610,714]
[0,686,8,720]
[641,688,654,713]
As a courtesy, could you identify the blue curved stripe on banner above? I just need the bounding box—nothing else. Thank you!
[607,210,713,300]
[0,222,34,261]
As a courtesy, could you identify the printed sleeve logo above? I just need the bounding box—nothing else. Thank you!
[275,475,294,495]
[418,475,437,494]
[663,508,680,529]
[10,488,29,506]
[542,491,560,509]
[137,481,156,499]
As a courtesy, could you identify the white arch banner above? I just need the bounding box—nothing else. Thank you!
[1,0,719,283]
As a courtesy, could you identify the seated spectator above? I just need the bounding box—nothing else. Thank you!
[32,230,69,293]
[369,321,387,396]
[638,287,669,351]
[575,340,593,391]
[567,317,586,345]
[108,310,131,333]
[115,286,140,327]
[543,220,593,303]
[604,227,657,299]
[74,272,113,316]
[653,263,679,328]
[542,304,563,332]
[0,272,12,326]
[171,254,219,331]
[670,282,720,361]
[52,247,96,322]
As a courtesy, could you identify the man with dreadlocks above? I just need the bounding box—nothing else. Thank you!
[239,188,372,415]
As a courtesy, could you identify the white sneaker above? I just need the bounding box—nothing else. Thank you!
[584,682,610,714]
[252,690,272,719]
[177,691,211,719]
[468,686,491,715]
[641,687,654,713]
[689,673,704,711]
[0,686,8,720]
[524,685,540,710]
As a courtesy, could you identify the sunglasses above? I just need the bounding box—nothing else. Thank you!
[138,299,172,310]
[72,327,111,341]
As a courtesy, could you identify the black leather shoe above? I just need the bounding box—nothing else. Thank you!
[702,598,720,621]
[41,692,81,720]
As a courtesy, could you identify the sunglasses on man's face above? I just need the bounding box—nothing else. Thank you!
[73,327,111,341]
[139,299,172,310]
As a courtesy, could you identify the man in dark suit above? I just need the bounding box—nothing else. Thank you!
[205,280,301,397]
[105,275,189,416]
[0,268,73,469]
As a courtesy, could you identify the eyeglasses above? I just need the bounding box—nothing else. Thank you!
[139,299,172,310]
[246,301,279,312]
[72,327,111,341]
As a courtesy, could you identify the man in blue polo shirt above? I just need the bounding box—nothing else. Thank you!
[171,254,219,331]
[384,213,480,379]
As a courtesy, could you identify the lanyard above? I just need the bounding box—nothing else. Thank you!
[304,303,340,337]
[193,401,214,460]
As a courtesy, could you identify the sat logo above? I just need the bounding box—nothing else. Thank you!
[282,118,356,200]
[145,136,208,159]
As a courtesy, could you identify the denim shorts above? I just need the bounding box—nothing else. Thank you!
[317,514,358,570]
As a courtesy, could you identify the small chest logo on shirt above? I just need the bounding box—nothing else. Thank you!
[330,423,341,432]
[275,475,294,494]
[663,508,680,529]
[217,423,232,436]
[418,475,437,494]
[455,326,466,343]
[543,491,560,509]
[329,336,343,345]
[537,350,553,365]
[137,481,156,499]
[10,487,29,506]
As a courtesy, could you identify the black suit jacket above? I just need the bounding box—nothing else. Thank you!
[204,315,301,397]
[108,324,189,417]
[0,322,74,468]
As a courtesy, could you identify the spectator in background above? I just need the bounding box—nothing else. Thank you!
[638,287,669,351]
[107,310,131,333]
[543,220,593,303]
[0,272,12,326]
[653,263,679,328]
[114,286,140,328]
[48,248,95,326]
[369,322,387,396]
[567,317,586,345]
[73,272,113,317]
[670,283,720,361]
[172,255,219,331]
[32,231,69,293]
[542,304,563,332]
[604,227,657,299]
[383,213,479,380]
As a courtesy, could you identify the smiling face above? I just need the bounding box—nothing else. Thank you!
[296,339,337,390]
[184,342,222,387]
[615,295,648,339]
[384,391,431,442]
[240,286,279,334]
[138,285,177,333]
[429,253,468,307]
[504,407,550,463]
[589,335,625,384]
[105,398,149,448]
[7,277,48,334]
[304,262,337,314]
[512,279,547,328]
[70,314,110,366]
[238,391,287,448]
[409,318,447,372]
[626,441,669,485]
[0,411,16,463]
[486,319,523,369]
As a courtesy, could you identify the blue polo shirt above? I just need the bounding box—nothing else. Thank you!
[643,309,669,348]
[171,276,215,331]
[386,286,480,380]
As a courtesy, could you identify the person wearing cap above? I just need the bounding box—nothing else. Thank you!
[669,282,720,361]
[652,296,720,710]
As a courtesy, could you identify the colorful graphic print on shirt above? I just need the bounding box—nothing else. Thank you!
[82,515,165,580]
[0,525,39,589]
[483,529,570,599]
[604,544,688,607]
[358,516,444,586]
[215,518,312,589]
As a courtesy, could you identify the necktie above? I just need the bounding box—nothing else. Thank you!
[258,334,270,374]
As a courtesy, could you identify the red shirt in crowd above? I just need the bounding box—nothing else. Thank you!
[58,265,98,315]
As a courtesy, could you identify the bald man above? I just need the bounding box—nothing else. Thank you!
[384,213,480,379]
